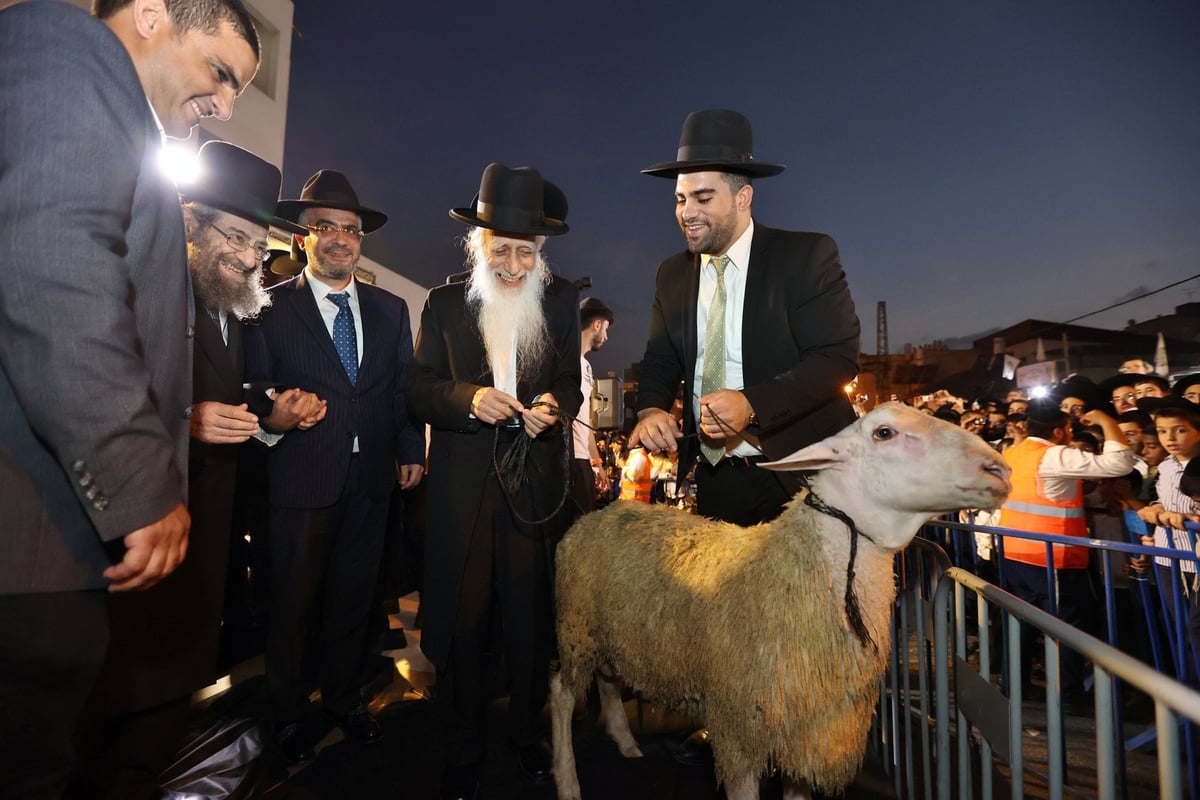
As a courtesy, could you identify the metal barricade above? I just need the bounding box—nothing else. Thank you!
[880,520,1200,799]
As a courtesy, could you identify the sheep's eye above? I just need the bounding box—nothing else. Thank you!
[873,426,895,441]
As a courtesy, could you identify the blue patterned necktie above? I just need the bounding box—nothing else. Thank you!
[327,292,358,384]
[700,255,730,465]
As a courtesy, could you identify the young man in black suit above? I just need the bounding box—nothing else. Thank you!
[629,109,862,764]
[246,171,426,761]
[0,2,259,796]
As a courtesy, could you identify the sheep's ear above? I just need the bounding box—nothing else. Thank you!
[759,440,848,473]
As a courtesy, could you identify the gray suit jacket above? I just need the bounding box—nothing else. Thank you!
[0,2,192,595]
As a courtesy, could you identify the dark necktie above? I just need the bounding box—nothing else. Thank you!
[327,292,358,384]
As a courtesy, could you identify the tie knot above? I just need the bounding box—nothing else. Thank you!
[710,255,730,277]
[327,292,350,309]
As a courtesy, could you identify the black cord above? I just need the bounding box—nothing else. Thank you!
[800,480,876,651]
[492,400,579,529]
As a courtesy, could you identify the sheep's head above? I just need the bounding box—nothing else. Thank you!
[761,402,1011,550]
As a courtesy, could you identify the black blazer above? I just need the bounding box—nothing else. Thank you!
[637,222,861,475]
[94,304,247,714]
[243,273,424,508]
[406,275,582,669]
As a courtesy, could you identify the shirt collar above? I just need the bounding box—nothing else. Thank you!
[145,99,166,144]
[305,267,358,302]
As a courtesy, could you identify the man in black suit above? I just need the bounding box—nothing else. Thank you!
[72,142,327,798]
[629,110,860,759]
[631,109,860,523]
[245,171,425,761]
[407,164,581,800]
[0,2,259,796]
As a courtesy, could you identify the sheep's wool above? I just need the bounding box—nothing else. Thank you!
[555,496,895,792]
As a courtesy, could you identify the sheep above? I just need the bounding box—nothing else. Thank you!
[550,402,1012,800]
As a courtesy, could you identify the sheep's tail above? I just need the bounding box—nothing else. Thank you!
[801,486,875,651]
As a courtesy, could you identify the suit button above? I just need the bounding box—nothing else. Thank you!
[72,460,85,473]
[94,497,109,511]
[183,406,194,419]
[186,325,195,338]
[85,485,98,500]
[79,473,93,488]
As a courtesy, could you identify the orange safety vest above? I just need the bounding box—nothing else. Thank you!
[619,448,653,503]
[998,438,1089,568]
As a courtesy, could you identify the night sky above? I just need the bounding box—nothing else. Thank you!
[281,1,1200,378]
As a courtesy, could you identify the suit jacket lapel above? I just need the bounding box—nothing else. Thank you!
[289,274,351,382]
[742,224,774,384]
[194,299,239,387]
[682,252,701,400]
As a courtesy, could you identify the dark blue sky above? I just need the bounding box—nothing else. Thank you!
[282,1,1200,378]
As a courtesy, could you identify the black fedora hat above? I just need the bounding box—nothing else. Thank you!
[265,249,303,277]
[276,170,388,233]
[449,163,568,236]
[178,141,304,234]
[642,109,786,179]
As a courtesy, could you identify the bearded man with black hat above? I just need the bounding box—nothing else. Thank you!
[244,170,426,761]
[407,163,582,799]
[630,109,860,524]
[997,396,1134,709]
[70,142,327,798]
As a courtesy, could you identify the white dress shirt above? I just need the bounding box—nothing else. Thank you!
[692,220,761,459]
[306,269,363,450]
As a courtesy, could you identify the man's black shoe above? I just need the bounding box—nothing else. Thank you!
[514,739,553,784]
[333,706,383,743]
[665,727,714,767]
[275,721,316,765]
[440,760,481,800]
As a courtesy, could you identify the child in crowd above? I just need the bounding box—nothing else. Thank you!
[1136,397,1200,680]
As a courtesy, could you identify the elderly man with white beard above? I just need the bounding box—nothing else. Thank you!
[408,163,582,800]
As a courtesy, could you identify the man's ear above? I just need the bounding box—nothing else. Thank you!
[737,183,754,212]
[296,234,308,253]
[130,0,170,40]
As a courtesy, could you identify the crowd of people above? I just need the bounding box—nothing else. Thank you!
[1,4,864,794]
[914,366,1200,714]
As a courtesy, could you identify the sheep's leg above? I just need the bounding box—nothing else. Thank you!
[724,773,759,800]
[597,674,642,757]
[550,672,583,800]
[782,775,813,800]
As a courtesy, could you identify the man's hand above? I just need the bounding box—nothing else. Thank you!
[524,393,560,438]
[398,463,424,490]
[471,386,524,426]
[629,408,683,453]
[697,388,754,441]
[189,401,259,443]
[593,462,611,495]
[103,503,190,592]
[263,388,327,433]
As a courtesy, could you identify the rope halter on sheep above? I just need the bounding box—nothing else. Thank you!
[799,479,877,651]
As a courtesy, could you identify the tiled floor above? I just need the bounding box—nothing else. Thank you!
[186,593,895,799]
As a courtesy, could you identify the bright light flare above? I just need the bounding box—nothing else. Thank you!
[159,142,200,187]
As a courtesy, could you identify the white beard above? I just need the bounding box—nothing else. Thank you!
[465,240,551,387]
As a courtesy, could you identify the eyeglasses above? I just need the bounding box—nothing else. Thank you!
[304,223,366,240]
[210,223,270,261]
[1112,392,1136,405]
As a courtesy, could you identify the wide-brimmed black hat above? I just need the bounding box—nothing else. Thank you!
[178,141,304,234]
[265,249,303,277]
[1053,375,1103,412]
[449,164,568,236]
[276,169,388,233]
[1173,373,1200,398]
[642,109,786,179]
[1137,395,1200,416]
[1025,398,1070,426]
